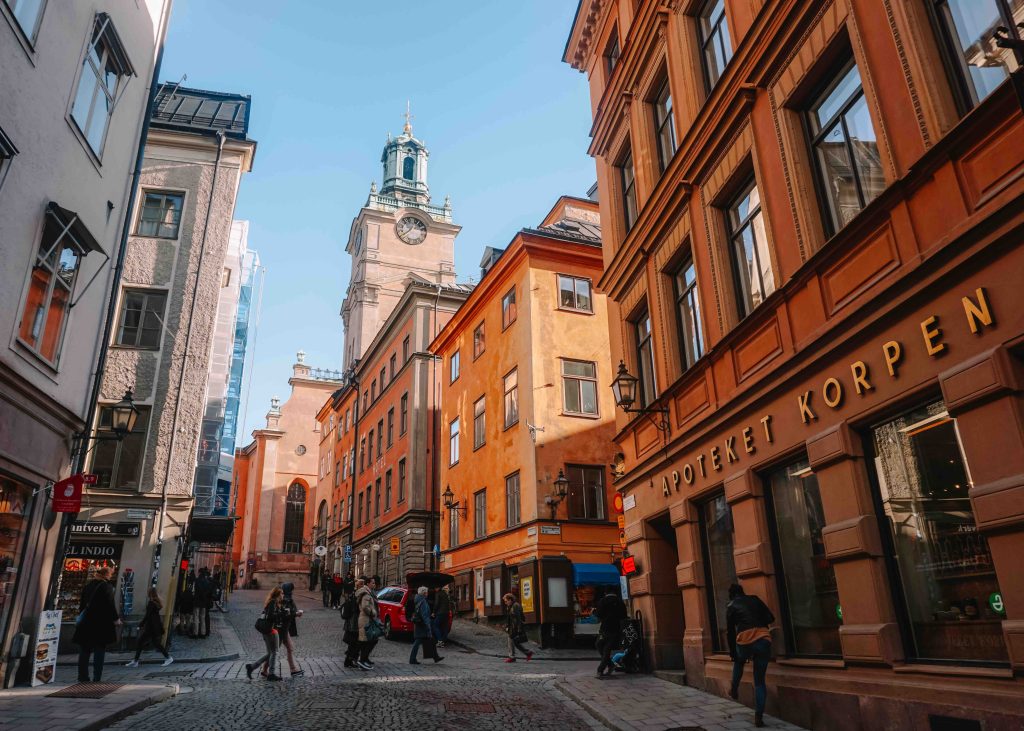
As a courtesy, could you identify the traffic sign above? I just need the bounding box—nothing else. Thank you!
[343,544,352,562]
[390,537,400,555]
[613,493,624,513]
[616,514,625,529]
[618,530,627,548]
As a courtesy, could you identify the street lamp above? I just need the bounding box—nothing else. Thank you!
[442,485,466,519]
[545,469,570,520]
[108,389,140,438]
[610,361,669,431]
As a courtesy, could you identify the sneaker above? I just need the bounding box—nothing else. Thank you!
[291,669,305,677]
[436,641,446,648]
[526,651,533,662]
[343,660,355,668]
[433,656,444,664]
[504,658,516,663]
[356,660,371,670]
[163,657,174,667]
[364,661,374,668]
[125,660,139,668]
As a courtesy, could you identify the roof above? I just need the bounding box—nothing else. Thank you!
[151,83,252,140]
[532,215,601,244]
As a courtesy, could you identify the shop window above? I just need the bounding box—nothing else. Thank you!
[58,541,122,614]
[698,0,733,91]
[567,465,605,521]
[90,405,151,489]
[502,287,517,329]
[807,60,884,235]
[672,253,704,370]
[931,0,1023,110]
[633,307,657,407]
[699,492,738,653]
[726,179,775,318]
[870,401,1008,663]
[0,478,31,637]
[765,458,842,656]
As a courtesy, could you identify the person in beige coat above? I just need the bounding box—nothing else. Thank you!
[354,577,379,670]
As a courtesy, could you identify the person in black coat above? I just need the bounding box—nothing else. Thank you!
[726,584,775,727]
[275,582,304,677]
[126,588,173,667]
[592,591,627,678]
[72,565,120,682]
[193,569,214,638]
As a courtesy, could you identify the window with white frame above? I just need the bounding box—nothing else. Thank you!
[473,396,486,449]
[71,14,134,156]
[115,289,166,349]
[5,0,45,44]
[562,359,599,416]
[450,350,460,383]
[503,368,518,428]
[449,417,460,465]
[726,179,775,317]
[557,275,593,312]
[135,192,184,238]
[501,287,517,328]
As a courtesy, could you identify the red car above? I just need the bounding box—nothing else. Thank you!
[376,571,454,640]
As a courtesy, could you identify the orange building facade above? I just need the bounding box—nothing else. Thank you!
[431,197,621,639]
[565,0,1024,728]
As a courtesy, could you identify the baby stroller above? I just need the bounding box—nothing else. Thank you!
[610,616,643,673]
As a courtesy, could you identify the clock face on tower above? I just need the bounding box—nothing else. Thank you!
[396,216,427,245]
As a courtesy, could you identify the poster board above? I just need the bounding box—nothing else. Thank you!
[31,610,61,686]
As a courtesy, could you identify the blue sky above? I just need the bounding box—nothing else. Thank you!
[160,1,595,441]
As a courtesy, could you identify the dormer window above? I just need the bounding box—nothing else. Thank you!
[403,156,415,180]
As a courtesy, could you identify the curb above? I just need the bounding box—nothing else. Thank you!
[552,678,619,730]
[56,652,239,667]
[78,683,179,731]
[445,637,599,662]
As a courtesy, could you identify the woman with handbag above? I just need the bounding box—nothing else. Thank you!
[125,588,173,667]
[73,565,121,682]
[245,587,283,681]
[354,577,381,670]
[409,586,444,665]
[275,582,304,677]
[502,592,533,663]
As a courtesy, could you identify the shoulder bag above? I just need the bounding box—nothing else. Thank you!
[364,617,385,642]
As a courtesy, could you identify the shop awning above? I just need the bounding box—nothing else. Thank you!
[573,563,621,587]
[47,202,105,255]
[189,516,235,545]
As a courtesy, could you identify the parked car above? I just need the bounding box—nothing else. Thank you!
[376,571,455,640]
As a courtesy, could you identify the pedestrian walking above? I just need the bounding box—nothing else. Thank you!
[72,565,121,682]
[341,579,362,668]
[321,567,331,608]
[329,572,344,609]
[432,585,452,647]
[126,588,174,667]
[276,582,305,677]
[245,587,284,681]
[409,586,444,665]
[502,592,532,663]
[355,576,381,669]
[727,584,774,727]
[593,590,627,677]
[193,568,214,638]
[308,560,319,592]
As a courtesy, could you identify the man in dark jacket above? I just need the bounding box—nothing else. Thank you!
[73,566,120,682]
[193,569,214,638]
[726,584,775,727]
[593,591,627,677]
[432,586,452,647]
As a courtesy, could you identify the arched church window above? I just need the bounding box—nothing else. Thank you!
[403,155,415,180]
[283,482,306,553]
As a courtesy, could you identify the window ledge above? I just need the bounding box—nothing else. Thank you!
[892,663,1012,680]
[776,657,846,669]
[556,307,594,316]
[561,411,602,420]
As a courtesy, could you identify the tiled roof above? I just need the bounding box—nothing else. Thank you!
[151,83,251,139]
[527,215,602,245]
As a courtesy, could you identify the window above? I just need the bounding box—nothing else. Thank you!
[633,309,657,408]
[398,458,407,502]
[135,192,184,238]
[389,353,397,379]
[869,401,1007,663]
[402,335,411,363]
[334,461,340,488]
[387,408,394,448]
[501,287,517,328]
[0,124,16,192]
[933,0,1023,108]
[90,405,150,489]
[698,0,733,90]
[567,465,605,520]
[115,289,166,348]
[342,454,348,480]
[71,15,133,156]
[371,379,377,401]
[5,0,45,43]
[698,493,738,653]
[403,155,415,180]
[473,322,485,359]
[562,360,598,416]
[765,459,841,656]
[380,367,386,391]
[374,478,381,517]
[505,472,521,528]
[347,495,353,524]
[357,492,363,526]
[450,350,460,383]
[473,396,486,449]
[726,180,775,317]
[503,368,519,428]
[652,75,677,173]
[808,61,884,234]
[367,429,374,462]
[282,483,306,553]
[672,254,704,369]
[400,392,408,435]
[385,470,392,511]
[363,390,368,412]
[449,504,459,548]
[449,417,460,465]
[474,489,487,539]
[18,214,86,363]
[618,144,638,232]
[557,275,593,313]
[359,437,366,471]
[604,25,620,77]
[376,419,383,456]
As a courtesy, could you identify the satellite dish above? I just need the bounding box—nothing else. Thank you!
[314,545,327,557]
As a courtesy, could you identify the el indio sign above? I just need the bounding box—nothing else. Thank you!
[66,542,123,561]
[651,287,996,499]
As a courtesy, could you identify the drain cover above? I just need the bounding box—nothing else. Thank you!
[445,701,496,713]
[48,683,122,699]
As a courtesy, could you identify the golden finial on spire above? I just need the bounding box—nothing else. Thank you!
[403,100,413,135]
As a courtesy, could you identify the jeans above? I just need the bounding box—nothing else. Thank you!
[78,645,105,682]
[134,628,169,661]
[359,638,377,664]
[410,637,434,662]
[731,638,771,714]
[431,615,448,642]
[596,632,620,674]
[192,606,209,636]
[279,632,297,672]
[506,633,531,658]
[252,631,279,676]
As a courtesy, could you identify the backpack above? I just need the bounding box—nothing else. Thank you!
[340,594,357,621]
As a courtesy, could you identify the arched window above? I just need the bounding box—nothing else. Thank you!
[403,155,415,180]
[283,482,306,553]
[317,500,328,536]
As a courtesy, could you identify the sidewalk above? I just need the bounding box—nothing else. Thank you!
[448,617,599,661]
[56,604,243,667]
[554,672,808,731]
[0,681,177,731]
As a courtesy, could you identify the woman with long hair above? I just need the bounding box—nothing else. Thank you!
[72,565,121,682]
[245,586,284,681]
[126,588,173,667]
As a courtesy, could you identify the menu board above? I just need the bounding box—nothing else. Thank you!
[31,610,61,686]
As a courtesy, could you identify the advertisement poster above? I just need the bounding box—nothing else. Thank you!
[521,577,534,614]
[31,610,61,686]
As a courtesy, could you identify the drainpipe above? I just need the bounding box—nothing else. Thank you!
[43,0,174,612]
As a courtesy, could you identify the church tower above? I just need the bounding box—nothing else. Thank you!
[341,109,459,369]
